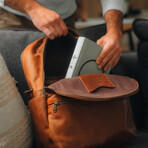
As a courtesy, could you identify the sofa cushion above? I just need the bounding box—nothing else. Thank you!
[76,24,106,41]
[133,18,148,69]
[0,54,32,148]
[137,42,148,69]
[120,130,148,148]
[133,18,148,41]
[0,29,44,104]
[133,19,148,107]
[122,52,145,129]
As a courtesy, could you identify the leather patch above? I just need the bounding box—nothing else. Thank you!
[79,74,115,93]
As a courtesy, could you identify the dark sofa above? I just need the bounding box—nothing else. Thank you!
[0,22,148,147]
[133,18,148,130]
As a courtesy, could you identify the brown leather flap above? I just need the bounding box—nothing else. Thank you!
[79,74,115,92]
[48,74,139,102]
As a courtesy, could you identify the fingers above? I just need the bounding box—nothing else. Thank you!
[103,48,122,71]
[96,45,111,67]
[58,19,68,36]
[35,9,68,40]
[42,28,55,40]
[52,16,68,37]
[44,17,68,40]
[29,5,69,40]
[96,42,122,72]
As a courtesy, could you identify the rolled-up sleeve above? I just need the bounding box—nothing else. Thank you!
[0,0,5,6]
[101,0,126,15]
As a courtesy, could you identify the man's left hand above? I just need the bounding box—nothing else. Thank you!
[96,31,122,72]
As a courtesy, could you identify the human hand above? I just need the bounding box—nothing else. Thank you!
[28,3,68,40]
[96,31,122,72]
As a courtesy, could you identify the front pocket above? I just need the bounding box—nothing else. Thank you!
[48,99,88,113]
[47,95,136,148]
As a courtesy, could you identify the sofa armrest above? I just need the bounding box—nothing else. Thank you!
[133,18,148,41]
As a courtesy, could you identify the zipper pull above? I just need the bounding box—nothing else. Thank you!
[53,102,60,113]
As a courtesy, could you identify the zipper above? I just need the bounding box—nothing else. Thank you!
[50,100,85,113]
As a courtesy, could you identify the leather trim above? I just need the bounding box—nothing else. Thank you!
[79,74,115,92]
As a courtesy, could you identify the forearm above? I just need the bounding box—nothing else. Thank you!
[104,10,123,38]
[4,0,40,16]
[4,0,68,39]
[96,10,123,71]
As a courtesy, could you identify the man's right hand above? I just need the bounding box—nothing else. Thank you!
[5,0,68,39]
[27,3,68,40]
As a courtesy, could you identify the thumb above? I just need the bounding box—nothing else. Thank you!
[96,38,104,47]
